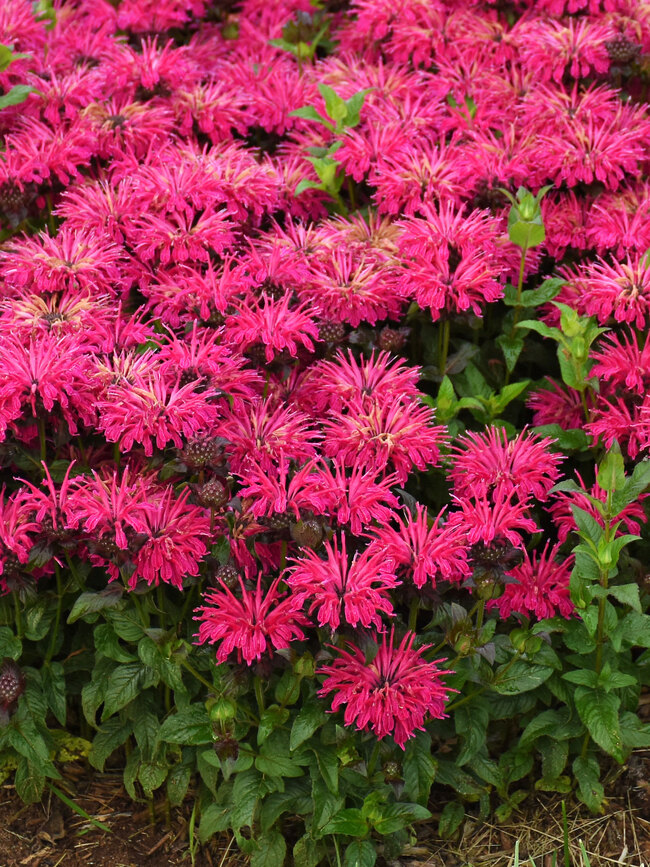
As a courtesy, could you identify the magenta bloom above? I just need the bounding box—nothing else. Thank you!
[287,534,399,631]
[450,427,564,503]
[450,489,539,548]
[97,372,219,457]
[129,488,210,591]
[195,577,308,665]
[490,544,574,621]
[368,505,470,589]
[318,630,454,749]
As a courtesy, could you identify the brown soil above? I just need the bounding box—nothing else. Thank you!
[0,765,243,867]
[1,754,650,867]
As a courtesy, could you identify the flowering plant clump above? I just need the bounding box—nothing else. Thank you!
[1,0,650,863]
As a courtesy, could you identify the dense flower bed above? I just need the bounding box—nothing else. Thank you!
[1,0,650,863]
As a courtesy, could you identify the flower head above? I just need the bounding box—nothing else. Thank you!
[318,630,454,749]
[195,576,308,665]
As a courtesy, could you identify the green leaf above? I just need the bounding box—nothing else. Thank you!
[42,662,66,726]
[438,801,464,839]
[534,424,588,451]
[88,718,132,771]
[0,627,22,660]
[0,85,36,109]
[492,661,553,694]
[102,663,157,719]
[597,442,626,493]
[562,670,599,688]
[94,623,137,663]
[572,755,603,813]
[571,506,603,546]
[288,104,334,130]
[251,829,287,867]
[198,801,231,842]
[255,748,304,779]
[138,760,167,797]
[231,768,264,831]
[496,333,525,374]
[516,320,561,341]
[310,742,339,794]
[14,757,45,804]
[295,178,323,196]
[317,83,347,126]
[290,700,326,751]
[371,803,431,835]
[167,762,191,807]
[574,687,625,762]
[258,705,290,745]
[403,732,437,805]
[321,807,368,837]
[293,834,322,867]
[68,588,123,623]
[344,88,373,128]
[519,278,565,307]
[344,840,377,867]
[158,705,213,746]
[608,583,641,612]
[455,702,489,766]
[519,709,580,749]
[275,669,301,706]
[311,773,344,835]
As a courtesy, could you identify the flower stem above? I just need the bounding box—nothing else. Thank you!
[181,658,214,693]
[45,563,64,664]
[438,318,450,376]
[254,675,266,715]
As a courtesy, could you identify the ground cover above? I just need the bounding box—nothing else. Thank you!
[1,0,650,864]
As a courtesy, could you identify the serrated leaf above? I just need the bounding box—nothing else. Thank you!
[438,801,464,838]
[158,705,213,746]
[290,700,326,751]
[573,755,604,813]
[293,833,322,867]
[608,583,641,612]
[102,663,157,719]
[492,661,553,694]
[344,840,377,867]
[574,687,625,762]
[371,802,430,834]
[258,705,290,745]
[310,742,338,794]
[496,333,525,373]
[42,662,66,726]
[167,762,191,807]
[89,718,132,771]
[517,319,561,341]
[231,768,264,830]
[288,104,334,130]
[138,760,167,797]
[321,807,368,837]
[403,732,436,805]
[68,588,123,624]
[0,627,22,661]
[250,828,287,867]
[14,757,45,803]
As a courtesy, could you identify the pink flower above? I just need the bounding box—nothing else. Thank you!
[323,397,446,484]
[591,331,650,395]
[286,534,399,631]
[97,371,220,456]
[318,630,454,749]
[490,544,574,621]
[195,576,308,665]
[129,487,210,591]
[450,489,539,548]
[450,427,564,503]
[225,293,319,363]
[576,255,650,329]
[368,505,470,588]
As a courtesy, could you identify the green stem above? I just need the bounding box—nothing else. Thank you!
[181,658,214,693]
[367,741,381,776]
[446,651,522,713]
[45,563,63,664]
[332,835,342,867]
[13,592,23,640]
[408,597,419,633]
[475,599,485,632]
[37,416,47,465]
[438,318,450,376]
[157,584,167,630]
[580,388,590,425]
[505,245,528,385]
[254,675,266,715]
